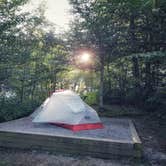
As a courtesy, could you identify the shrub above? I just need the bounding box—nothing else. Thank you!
[81,91,98,105]
[0,96,40,122]
[145,87,166,112]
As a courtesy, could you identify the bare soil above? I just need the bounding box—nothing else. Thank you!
[133,115,166,166]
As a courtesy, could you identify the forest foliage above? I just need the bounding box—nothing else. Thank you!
[0,0,166,121]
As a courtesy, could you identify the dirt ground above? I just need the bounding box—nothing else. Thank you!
[133,115,166,166]
[0,115,166,166]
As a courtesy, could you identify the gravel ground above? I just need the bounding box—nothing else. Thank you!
[0,117,132,141]
[0,148,147,166]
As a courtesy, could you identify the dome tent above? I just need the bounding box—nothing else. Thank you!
[32,90,103,131]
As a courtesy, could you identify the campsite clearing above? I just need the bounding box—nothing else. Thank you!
[0,117,141,158]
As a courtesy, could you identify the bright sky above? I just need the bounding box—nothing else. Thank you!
[23,0,72,32]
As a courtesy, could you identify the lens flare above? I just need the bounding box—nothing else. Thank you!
[80,53,91,63]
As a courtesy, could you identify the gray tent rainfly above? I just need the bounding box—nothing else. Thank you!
[32,90,103,131]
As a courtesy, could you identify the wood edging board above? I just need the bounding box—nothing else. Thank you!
[0,129,142,158]
[129,120,142,158]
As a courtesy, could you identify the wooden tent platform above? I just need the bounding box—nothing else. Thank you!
[0,117,142,158]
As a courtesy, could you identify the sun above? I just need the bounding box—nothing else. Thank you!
[80,53,91,63]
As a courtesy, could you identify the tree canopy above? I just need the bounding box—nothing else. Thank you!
[0,0,165,121]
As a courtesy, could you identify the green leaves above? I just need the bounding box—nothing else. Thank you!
[131,51,166,62]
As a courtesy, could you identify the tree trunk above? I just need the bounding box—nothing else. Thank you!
[31,82,36,101]
[155,61,160,87]
[145,61,152,93]
[99,55,104,111]
[53,74,57,91]
[129,11,136,52]
[106,62,111,91]
[132,56,141,95]
[20,67,26,103]
[20,79,24,103]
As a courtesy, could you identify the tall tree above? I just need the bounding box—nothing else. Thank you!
[69,0,166,108]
